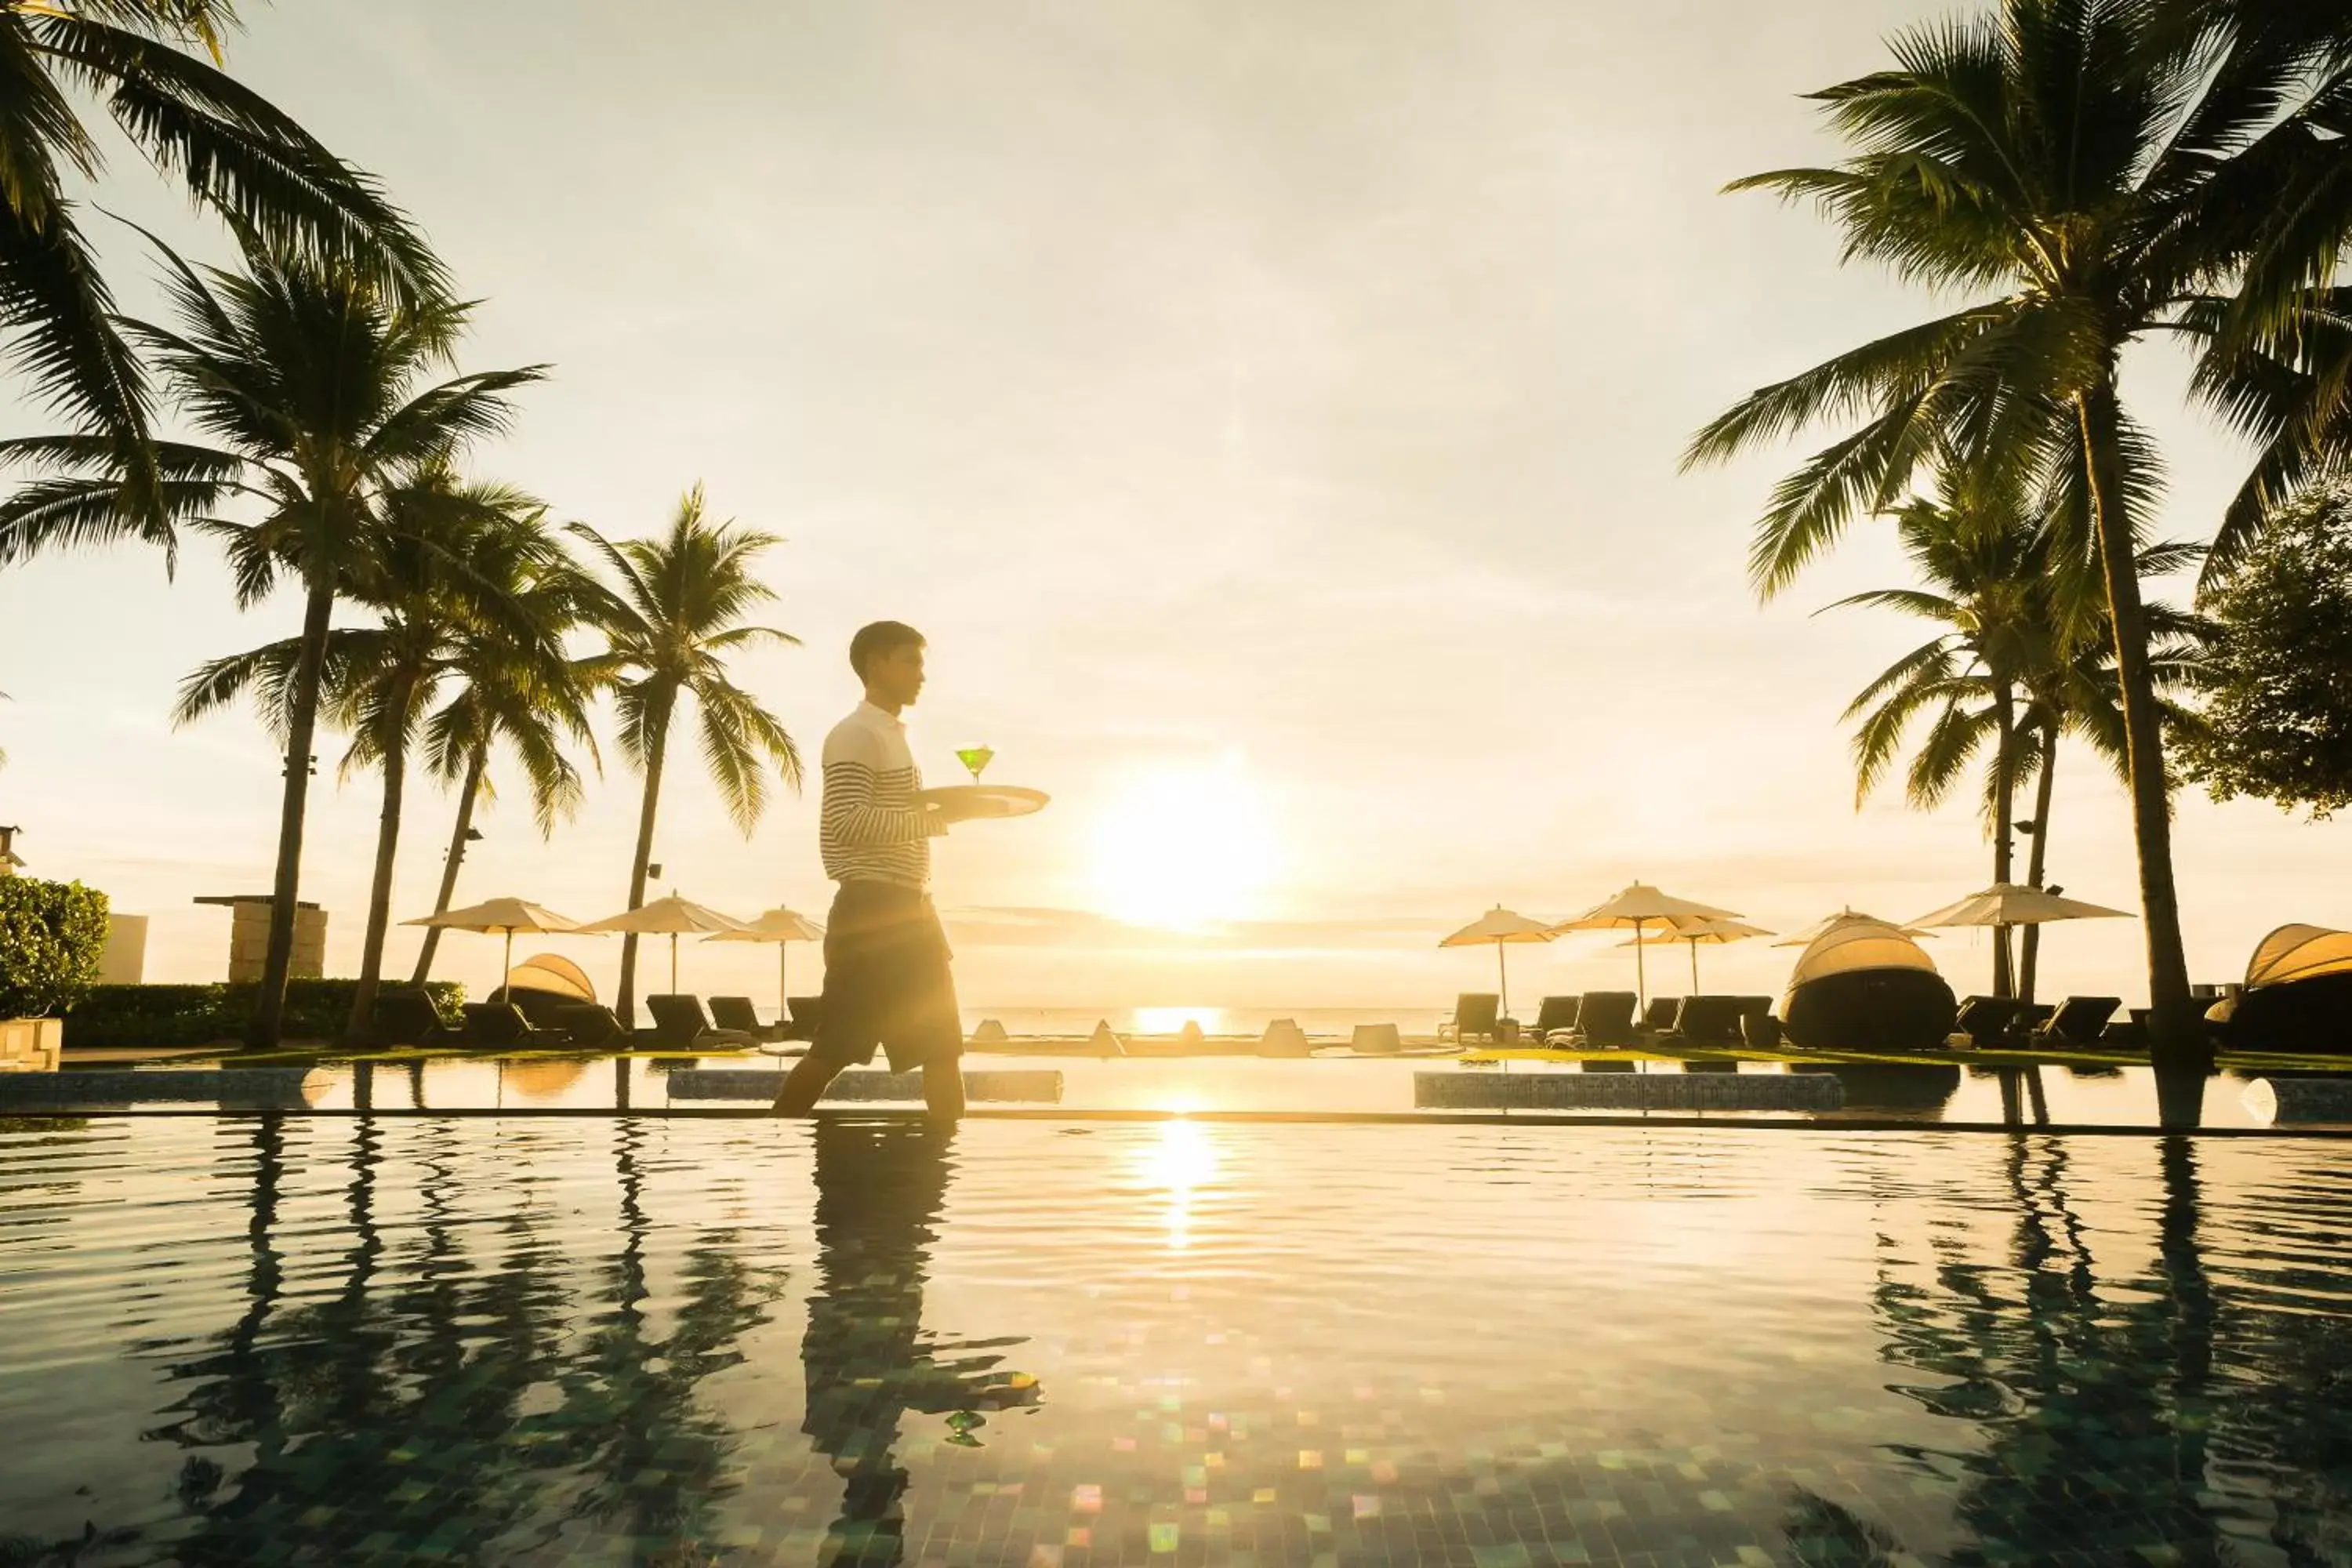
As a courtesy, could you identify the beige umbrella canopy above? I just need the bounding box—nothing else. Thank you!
[702,906,827,1015]
[1550,883,1742,1007]
[1439,906,1555,1020]
[1626,915,1776,993]
[401,897,586,993]
[1909,882,2132,996]
[1773,908,1934,947]
[579,895,750,994]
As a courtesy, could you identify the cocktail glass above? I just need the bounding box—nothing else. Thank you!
[955,743,995,782]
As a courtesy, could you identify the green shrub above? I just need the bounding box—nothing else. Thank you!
[0,878,110,1018]
[65,979,465,1048]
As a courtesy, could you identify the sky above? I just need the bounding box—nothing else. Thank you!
[2,0,2347,1015]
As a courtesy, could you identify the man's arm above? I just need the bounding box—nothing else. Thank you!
[821,759,943,848]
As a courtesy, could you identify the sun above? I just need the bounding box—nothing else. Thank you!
[1090,761,1276,930]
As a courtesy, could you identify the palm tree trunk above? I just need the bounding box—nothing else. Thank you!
[409,742,488,985]
[1992,679,2017,999]
[2076,384,2202,1079]
[346,691,412,1044]
[249,576,336,1051]
[615,719,669,1027]
[2018,721,2060,1006]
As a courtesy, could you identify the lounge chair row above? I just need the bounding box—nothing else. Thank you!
[1952,994,2126,1047]
[1442,992,1778,1050]
[1441,990,2135,1054]
[368,989,826,1052]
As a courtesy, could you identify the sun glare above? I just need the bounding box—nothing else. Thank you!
[1135,1119,1221,1251]
[1091,763,1276,930]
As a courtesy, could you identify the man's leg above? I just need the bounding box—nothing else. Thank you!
[772,1052,847,1116]
[920,1061,965,1120]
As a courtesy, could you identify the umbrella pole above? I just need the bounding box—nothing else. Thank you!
[502,929,513,997]
[1634,920,1648,1075]
[670,933,679,996]
[1496,939,1508,1024]
[1689,938,1699,994]
[779,945,789,1020]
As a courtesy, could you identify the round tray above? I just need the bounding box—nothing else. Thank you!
[920,784,1051,819]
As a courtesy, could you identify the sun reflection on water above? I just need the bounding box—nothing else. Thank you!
[1134,1116,1221,1251]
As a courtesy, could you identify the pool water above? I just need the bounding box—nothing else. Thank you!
[2,1117,2348,1565]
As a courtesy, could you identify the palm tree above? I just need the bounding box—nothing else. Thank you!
[5,234,543,1047]
[1829,492,2050,996]
[1834,495,2205,999]
[0,2,442,495]
[1682,0,2329,1065]
[572,488,802,1024]
[177,474,584,1040]
[407,521,606,988]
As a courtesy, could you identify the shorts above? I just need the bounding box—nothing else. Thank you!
[810,880,963,1073]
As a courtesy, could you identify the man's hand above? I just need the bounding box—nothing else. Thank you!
[924,794,985,826]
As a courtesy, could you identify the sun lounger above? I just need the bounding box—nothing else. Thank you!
[1530,995,1582,1040]
[2036,996,2120,1045]
[1953,995,2027,1047]
[372,988,454,1047]
[1571,992,1639,1047]
[2017,1003,2055,1033]
[709,996,789,1042]
[780,994,825,1042]
[491,985,579,1033]
[552,1003,628,1049]
[458,1001,570,1050]
[1437,993,1503,1045]
[644,994,758,1051]
[1665,995,1745,1046]
[1641,996,1681,1032]
[1740,1011,1782,1049]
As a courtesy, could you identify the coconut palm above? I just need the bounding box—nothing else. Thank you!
[176,475,586,1040]
[1834,492,2205,998]
[407,524,607,989]
[0,2,442,497]
[1831,492,2050,995]
[572,488,802,1024]
[1682,0,2333,1065]
[6,234,543,1047]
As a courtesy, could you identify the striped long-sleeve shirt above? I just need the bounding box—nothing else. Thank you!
[818,701,943,889]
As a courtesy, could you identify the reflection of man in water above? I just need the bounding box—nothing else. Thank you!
[802,1120,1037,1564]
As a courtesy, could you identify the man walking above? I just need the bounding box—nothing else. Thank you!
[773,621,978,1119]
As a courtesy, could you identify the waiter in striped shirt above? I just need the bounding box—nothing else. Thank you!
[773,620,983,1120]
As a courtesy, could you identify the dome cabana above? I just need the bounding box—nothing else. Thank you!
[1780,920,1956,1052]
[2209,925,2352,1054]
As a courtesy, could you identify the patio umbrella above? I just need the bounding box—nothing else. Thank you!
[1908,882,2132,995]
[578,894,750,993]
[1548,883,1741,1008]
[401,896,586,995]
[1625,915,1776,993]
[1772,908,1935,946]
[1439,906,1555,1021]
[701,905,826,1016]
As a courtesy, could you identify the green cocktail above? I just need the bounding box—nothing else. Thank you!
[955,744,995,782]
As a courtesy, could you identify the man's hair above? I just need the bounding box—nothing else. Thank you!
[849,620,925,679]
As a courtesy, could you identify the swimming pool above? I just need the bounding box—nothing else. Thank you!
[16,1051,2336,1129]
[2,1116,2347,1564]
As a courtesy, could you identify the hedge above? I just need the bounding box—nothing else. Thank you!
[64,979,466,1049]
[0,877,110,1019]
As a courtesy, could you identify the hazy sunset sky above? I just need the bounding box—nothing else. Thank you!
[2,0,2346,1012]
